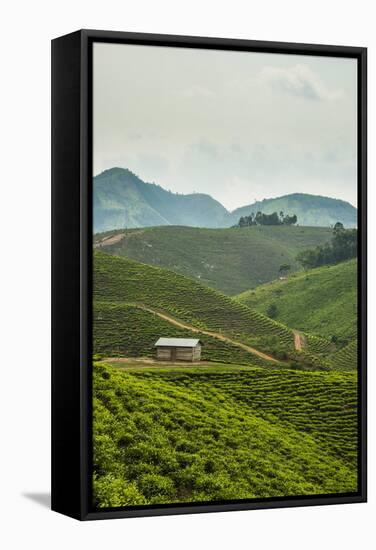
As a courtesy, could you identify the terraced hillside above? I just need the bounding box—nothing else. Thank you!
[94,302,278,368]
[94,225,332,295]
[93,362,358,508]
[329,341,358,371]
[237,259,357,344]
[94,251,294,356]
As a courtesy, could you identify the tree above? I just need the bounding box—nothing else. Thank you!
[296,226,357,269]
[334,221,344,232]
[235,210,297,227]
[283,214,298,225]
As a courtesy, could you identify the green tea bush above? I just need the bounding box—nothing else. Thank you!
[93,362,358,508]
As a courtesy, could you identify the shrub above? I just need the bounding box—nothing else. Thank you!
[137,474,175,499]
[93,475,146,508]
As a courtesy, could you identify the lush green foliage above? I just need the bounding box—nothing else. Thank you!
[96,225,333,295]
[237,259,357,345]
[296,226,357,269]
[94,251,295,355]
[231,193,357,228]
[92,228,359,510]
[236,211,297,227]
[329,341,358,371]
[93,362,357,508]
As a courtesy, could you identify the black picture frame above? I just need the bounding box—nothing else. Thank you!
[51,29,367,521]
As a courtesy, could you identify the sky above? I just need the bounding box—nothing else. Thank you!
[93,43,357,210]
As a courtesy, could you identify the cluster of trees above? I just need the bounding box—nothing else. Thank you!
[296,222,357,269]
[236,211,298,227]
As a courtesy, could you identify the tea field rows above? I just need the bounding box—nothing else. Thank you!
[93,362,358,508]
[94,251,295,356]
[237,259,357,344]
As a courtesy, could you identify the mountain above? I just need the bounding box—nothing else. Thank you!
[236,259,357,344]
[94,167,228,233]
[94,167,357,232]
[94,225,333,295]
[229,193,357,228]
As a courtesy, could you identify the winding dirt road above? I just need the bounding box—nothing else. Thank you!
[127,302,281,363]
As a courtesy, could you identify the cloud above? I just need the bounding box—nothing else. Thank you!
[259,64,343,101]
[182,85,215,99]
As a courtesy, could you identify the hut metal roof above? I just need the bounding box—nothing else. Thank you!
[154,338,201,348]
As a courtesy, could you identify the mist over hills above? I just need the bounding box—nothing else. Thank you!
[93,167,357,233]
[94,168,228,232]
[231,193,357,229]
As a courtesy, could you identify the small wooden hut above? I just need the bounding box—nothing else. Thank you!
[154,338,202,362]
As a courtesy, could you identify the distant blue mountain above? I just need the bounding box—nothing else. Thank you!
[93,168,357,233]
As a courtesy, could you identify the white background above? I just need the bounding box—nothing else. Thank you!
[1,1,374,548]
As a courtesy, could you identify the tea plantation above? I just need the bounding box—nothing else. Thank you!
[237,259,357,344]
[94,251,294,355]
[95,224,332,295]
[329,340,358,371]
[92,247,359,509]
[94,302,278,368]
[93,362,358,508]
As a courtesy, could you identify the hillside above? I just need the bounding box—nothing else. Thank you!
[329,340,358,371]
[94,167,228,232]
[93,167,357,232]
[93,361,357,507]
[94,302,277,368]
[237,259,357,344]
[230,193,357,228]
[93,251,294,357]
[94,225,333,295]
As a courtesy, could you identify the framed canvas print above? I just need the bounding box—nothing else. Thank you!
[51,30,367,520]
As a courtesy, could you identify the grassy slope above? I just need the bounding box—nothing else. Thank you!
[330,340,358,371]
[94,302,276,368]
[93,362,357,508]
[94,251,294,355]
[237,259,357,343]
[95,225,333,295]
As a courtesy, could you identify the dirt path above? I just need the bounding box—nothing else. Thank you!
[128,302,280,363]
[94,233,126,248]
[293,330,305,351]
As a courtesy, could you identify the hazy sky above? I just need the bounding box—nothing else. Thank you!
[93,43,357,210]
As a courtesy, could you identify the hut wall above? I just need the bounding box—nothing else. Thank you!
[193,344,202,361]
[156,344,201,362]
[156,347,172,360]
[175,347,195,361]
